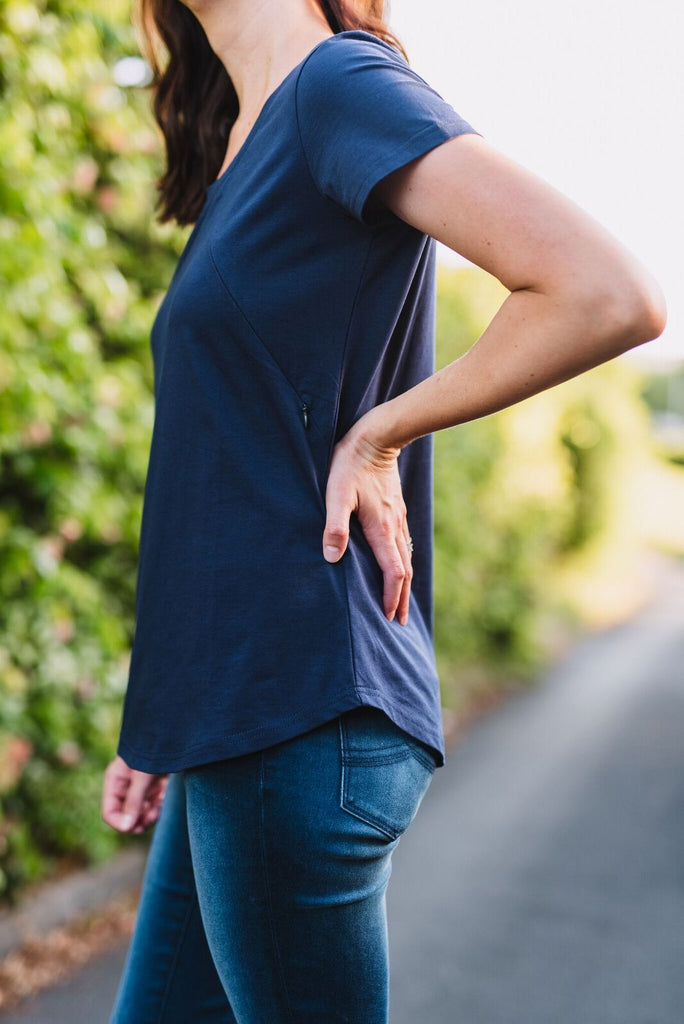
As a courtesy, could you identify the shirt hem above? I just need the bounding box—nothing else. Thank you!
[354,685,445,768]
[117,692,368,774]
[351,120,480,224]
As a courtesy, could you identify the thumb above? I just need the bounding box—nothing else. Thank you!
[120,772,152,832]
[323,508,351,563]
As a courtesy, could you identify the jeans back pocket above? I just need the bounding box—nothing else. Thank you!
[339,706,436,841]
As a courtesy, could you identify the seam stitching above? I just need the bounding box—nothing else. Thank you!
[293,30,419,214]
[332,234,377,708]
[349,122,468,220]
[155,891,199,1021]
[207,247,330,448]
[258,752,296,1023]
[339,719,397,840]
[293,32,393,208]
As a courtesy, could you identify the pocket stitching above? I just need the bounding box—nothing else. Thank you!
[341,761,401,841]
[407,745,437,774]
[342,751,412,766]
[338,716,435,841]
[341,720,436,774]
[339,717,401,840]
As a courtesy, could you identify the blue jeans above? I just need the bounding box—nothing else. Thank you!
[109,706,437,1023]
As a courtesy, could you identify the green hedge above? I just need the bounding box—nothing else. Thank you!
[0,0,188,902]
[432,266,656,709]
[0,1,662,905]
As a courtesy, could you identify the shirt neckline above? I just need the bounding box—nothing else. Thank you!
[206,34,333,197]
[205,30,379,198]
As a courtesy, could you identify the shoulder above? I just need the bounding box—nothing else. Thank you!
[296,30,425,107]
[303,29,408,72]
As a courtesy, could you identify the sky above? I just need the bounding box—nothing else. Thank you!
[387,0,683,368]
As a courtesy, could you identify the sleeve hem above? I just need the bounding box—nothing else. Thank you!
[351,121,481,225]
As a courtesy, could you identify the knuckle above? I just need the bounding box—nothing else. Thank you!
[379,517,394,537]
[326,525,347,541]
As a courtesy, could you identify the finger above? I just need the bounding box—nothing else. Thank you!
[137,801,163,831]
[371,532,407,622]
[142,779,167,822]
[101,759,133,830]
[154,775,170,810]
[401,512,411,549]
[132,811,155,833]
[143,773,166,801]
[103,771,150,834]
[119,771,160,832]
[136,775,170,832]
[396,523,414,627]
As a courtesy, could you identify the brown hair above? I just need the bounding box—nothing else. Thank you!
[136,1,407,226]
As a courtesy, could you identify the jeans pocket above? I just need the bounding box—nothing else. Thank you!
[339,706,436,841]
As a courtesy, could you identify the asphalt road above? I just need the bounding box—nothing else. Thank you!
[4,570,684,1023]
[388,574,684,1024]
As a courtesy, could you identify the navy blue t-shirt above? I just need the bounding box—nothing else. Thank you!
[116,30,477,774]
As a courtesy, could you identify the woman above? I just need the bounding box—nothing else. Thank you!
[103,0,666,1021]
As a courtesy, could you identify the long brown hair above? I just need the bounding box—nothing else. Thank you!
[136,1,408,226]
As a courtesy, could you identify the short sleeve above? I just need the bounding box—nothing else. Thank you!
[295,32,479,225]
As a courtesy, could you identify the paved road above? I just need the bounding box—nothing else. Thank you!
[4,571,683,1023]
[388,573,684,1024]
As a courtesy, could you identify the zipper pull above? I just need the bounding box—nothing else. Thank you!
[301,402,310,429]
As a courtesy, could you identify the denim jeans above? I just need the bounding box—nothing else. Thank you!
[109,705,437,1024]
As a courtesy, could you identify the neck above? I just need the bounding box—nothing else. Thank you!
[183,0,333,117]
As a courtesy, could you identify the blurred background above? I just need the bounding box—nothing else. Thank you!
[387,0,684,707]
[0,0,682,1008]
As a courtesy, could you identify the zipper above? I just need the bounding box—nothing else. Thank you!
[301,401,310,430]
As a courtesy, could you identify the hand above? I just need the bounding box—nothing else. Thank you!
[322,410,413,625]
[101,755,169,834]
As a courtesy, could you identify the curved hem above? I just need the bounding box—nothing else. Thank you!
[117,690,445,774]
[354,687,445,769]
[118,693,363,774]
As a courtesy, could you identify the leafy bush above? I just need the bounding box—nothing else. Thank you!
[0,0,187,902]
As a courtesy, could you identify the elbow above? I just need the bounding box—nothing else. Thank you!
[619,271,667,347]
[588,265,668,355]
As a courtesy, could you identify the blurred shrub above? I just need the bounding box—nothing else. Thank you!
[432,266,659,710]
[0,0,188,903]
[640,365,684,466]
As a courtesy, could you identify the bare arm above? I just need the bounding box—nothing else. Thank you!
[354,132,666,451]
[322,133,666,624]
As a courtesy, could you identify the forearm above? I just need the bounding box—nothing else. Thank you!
[358,133,666,454]
[354,284,663,453]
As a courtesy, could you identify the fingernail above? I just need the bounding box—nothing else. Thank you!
[120,814,135,830]
[324,546,340,561]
